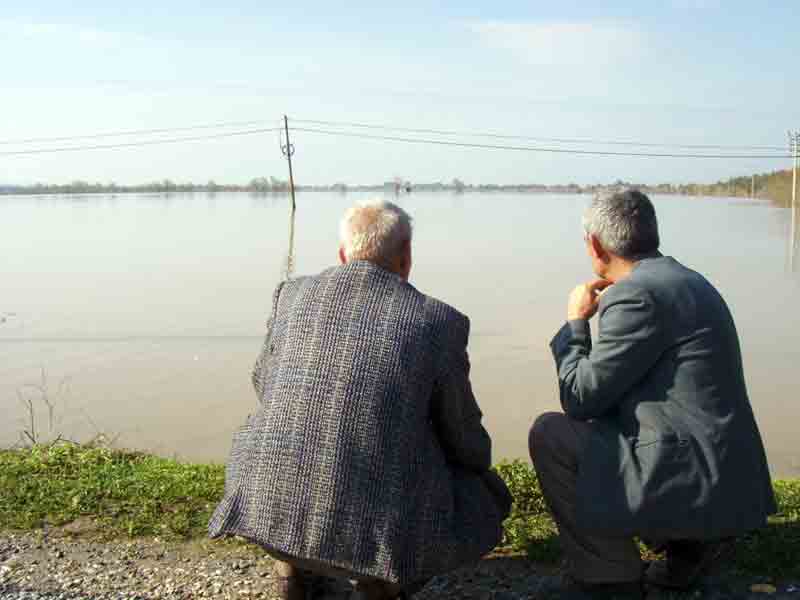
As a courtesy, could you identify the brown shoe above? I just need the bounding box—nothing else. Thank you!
[273,560,308,600]
[645,538,735,590]
[274,575,308,600]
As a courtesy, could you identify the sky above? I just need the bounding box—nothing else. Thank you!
[2,0,799,186]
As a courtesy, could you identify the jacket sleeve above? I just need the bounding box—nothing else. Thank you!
[550,285,666,421]
[431,313,492,472]
[251,281,286,403]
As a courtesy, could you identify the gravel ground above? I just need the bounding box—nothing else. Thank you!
[1,531,798,599]
[0,530,553,600]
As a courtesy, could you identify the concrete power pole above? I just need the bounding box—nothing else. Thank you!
[790,132,799,210]
[789,131,799,272]
[282,115,298,280]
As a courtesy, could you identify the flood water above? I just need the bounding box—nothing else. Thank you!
[2,191,799,476]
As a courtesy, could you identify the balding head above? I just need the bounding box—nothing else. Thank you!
[338,201,413,279]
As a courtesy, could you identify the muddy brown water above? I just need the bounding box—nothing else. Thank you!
[1,192,798,476]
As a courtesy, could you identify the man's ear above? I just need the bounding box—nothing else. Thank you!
[401,239,411,262]
[338,246,347,265]
[588,234,607,261]
[397,239,412,280]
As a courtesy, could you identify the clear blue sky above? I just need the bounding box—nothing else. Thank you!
[2,0,798,185]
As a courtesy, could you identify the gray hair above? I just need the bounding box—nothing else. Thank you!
[339,200,413,267]
[583,189,660,259]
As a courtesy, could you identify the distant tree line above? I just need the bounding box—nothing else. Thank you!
[0,170,795,206]
[0,177,291,195]
[666,169,796,207]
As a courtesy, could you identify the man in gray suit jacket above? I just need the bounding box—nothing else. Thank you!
[530,190,776,598]
[209,201,510,600]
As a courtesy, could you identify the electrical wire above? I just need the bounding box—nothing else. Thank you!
[0,120,277,146]
[291,118,788,152]
[1,119,791,160]
[291,126,793,160]
[0,128,282,157]
[2,115,787,153]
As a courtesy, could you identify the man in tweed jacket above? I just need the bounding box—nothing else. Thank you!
[209,201,511,599]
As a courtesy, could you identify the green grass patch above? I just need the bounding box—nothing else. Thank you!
[0,442,224,539]
[1,445,798,580]
[493,459,560,563]
[730,479,800,579]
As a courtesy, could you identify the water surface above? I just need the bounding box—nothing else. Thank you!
[1,191,798,475]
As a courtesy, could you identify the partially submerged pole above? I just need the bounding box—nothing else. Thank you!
[789,132,798,272]
[282,115,297,280]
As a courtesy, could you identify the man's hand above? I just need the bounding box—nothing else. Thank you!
[567,279,613,321]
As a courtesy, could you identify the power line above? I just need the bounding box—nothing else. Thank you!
[2,120,791,160]
[291,118,787,152]
[291,126,793,160]
[0,119,278,146]
[0,127,282,157]
[2,115,785,152]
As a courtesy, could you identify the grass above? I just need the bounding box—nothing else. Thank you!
[1,445,798,580]
[732,479,800,579]
[0,442,224,539]
[493,459,561,563]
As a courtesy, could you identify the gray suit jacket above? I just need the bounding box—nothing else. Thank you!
[208,261,510,585]
[551,256,776,539]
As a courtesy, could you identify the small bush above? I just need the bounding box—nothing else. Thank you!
[493,459,560,562]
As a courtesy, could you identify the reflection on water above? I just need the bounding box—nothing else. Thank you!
[1,192,799,476]
[789,205,799,273]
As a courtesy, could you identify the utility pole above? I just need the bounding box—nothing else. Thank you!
[789,131,799,272]
[790,131,799,211]
[282,115,297,280]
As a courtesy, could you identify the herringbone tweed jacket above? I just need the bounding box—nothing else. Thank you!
[208,261,510,585]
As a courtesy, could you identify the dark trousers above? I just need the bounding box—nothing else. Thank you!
[529,412,643,583]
